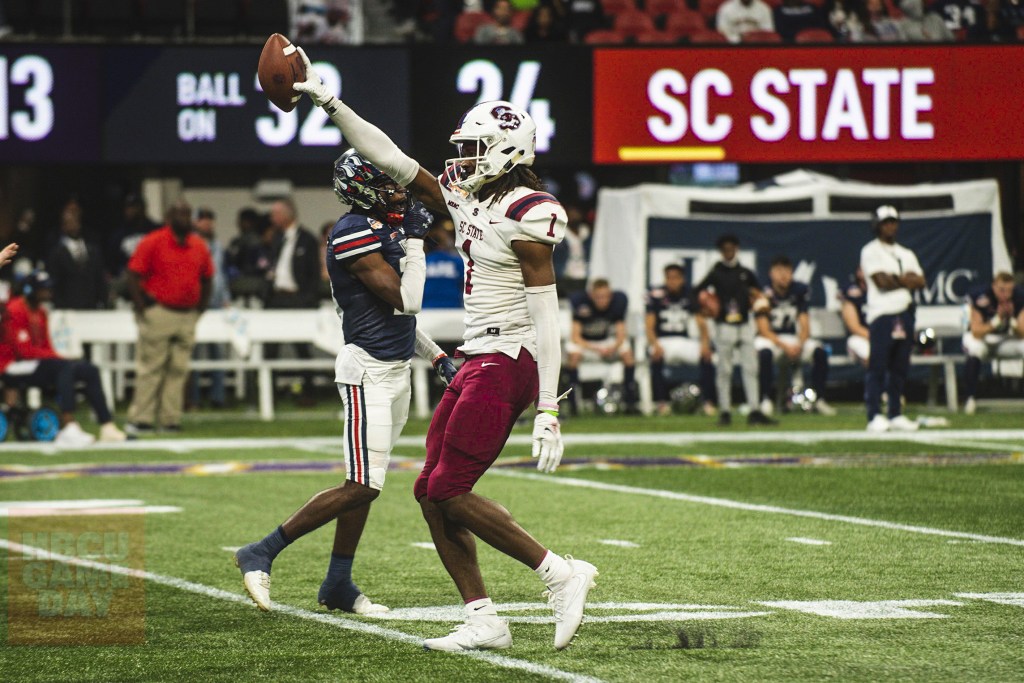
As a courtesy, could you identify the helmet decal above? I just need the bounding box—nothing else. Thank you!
[490,105,522,130]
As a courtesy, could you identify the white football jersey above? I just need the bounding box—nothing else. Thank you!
[437,172,567,358]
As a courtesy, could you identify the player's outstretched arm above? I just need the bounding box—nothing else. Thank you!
[292,47,446,215]
[0,243,18,268]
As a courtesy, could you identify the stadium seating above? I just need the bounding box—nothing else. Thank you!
[601,0,638,15]
[742,29,784,42]
[794,27,836,42]
[698,0,728,21]
[635,30,678,43]
[584,29,627,43]
[142,0,187,39]
[665,10,709,39]
[613,10,656,38]
[242,0,289,37]
[689,29,729,43]
[454,11,496,43]
[511,9,531,32]
[644,0,689,16]
[194,0,242,38]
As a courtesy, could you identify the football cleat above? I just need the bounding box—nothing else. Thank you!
[759,398,774,417]
[888,415,919,432]
[423,618,512,652]
[814,399,837,416]
[964,397,977,415]
[319,585,390,615]
[234,545,273,611]
[546,556,598,650]
[866,415,890,432]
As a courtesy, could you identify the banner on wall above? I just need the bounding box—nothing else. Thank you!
[590,171,1011,315]
[593,46,1024,163]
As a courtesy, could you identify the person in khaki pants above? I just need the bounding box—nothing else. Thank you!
[125,200,212,434]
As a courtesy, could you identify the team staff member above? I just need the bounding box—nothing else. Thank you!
[125,199,213,434]
[2,271,127,446]
[962,272,1024,415]
[860,205,925,432]
[694,234,775,426]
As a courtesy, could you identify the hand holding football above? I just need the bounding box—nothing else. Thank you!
[257,33,306,113]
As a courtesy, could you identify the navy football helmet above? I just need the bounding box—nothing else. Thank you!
[333,149,408,226]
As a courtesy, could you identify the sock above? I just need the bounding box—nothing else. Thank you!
[318,554,362,610]
[465,597,498,618]
[533,550,570,586]
[254,525,291,562]
[758,349,774,401]
[964,357,981,399]
[650,360,668,402]
[699,359,717,404]
[812,347,828,395]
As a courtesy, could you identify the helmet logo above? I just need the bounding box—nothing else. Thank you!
[490,105,521,130]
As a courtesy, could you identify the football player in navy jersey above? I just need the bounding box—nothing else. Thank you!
[962,271,1024,414]
[234,150,457,616]
[565,278,638,414]
[840,267,871,366]
[645,264,717,416]
[755,256,836,416]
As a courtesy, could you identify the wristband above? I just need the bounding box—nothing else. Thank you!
[537,401,559,418]
[432,353,447,367]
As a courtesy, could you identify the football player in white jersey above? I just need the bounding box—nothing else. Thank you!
[294,48,598,652]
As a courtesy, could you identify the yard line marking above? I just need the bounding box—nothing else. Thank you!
[785,537,832,546]
[4,429,1024,454]
[491,471,1024,547]
[0,539,604,683]
[955,592,1024,607]
[597,539,640,548]
[3,506,181,517]
[761,599,963,619]
[411,542,437,550]
[0,499,143,509]
[221,546,242,553]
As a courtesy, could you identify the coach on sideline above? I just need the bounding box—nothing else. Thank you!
[860,205,925,433]
[125,199,213,435]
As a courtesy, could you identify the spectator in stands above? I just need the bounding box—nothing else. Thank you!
[898,0,955,39]
[961,272,1024,414]
[565,278,639,414]
[694,235,775,426]
[716,0,775,42]
[755,255,836,416]
[225,208,271,303]
[825,0,870,40]
[857,0,905,40]
[774,0,828,41]
[47,200,108,310]
[265,198,321,403]
[1,243,17,269]
[294,0,364,44]
[525,2,569,41]
[557,0,608,42]
[646,264,717,417]
[553,204,591,295]
[840,266,871,366]
[1,271,127,446]
[12,208,45,269]
[125,199,213,435]
[990,0,1024,40]
[188,208,228,410]
[423,218,464,309]
[475,0,526,42]
[933,0,988,40]
[860,205,925,432]
[108,193,159,278]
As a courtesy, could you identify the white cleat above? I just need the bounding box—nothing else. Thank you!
[55,421,96,448]
[866,415,890,432]
[350,594,390,615]
[423,617,512,652]
[234,554,272,611]
[759,398,774,417]
[888,415,920,432]
[547,556,598,650]
[814,399,837,416]
[99,422,128,442]
[964,397,977,415]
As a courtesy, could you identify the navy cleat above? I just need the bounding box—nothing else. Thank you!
[234,543,273,611]
[319,580,389,615]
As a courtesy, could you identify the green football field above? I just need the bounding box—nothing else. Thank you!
[1,406,1023,682]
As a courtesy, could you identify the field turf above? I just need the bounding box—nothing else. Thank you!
[1,406,1022,682]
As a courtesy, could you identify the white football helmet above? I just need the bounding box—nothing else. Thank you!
[446,100,537,194]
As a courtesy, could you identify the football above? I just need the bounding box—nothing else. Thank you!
[257,33,306,113]
[698,290,720,318]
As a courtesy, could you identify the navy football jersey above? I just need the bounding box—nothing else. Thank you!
[571,290,628,341]
[326,213,415,361]
[764,281,809,335]
[840,279,868,328]
[646,286,694,338]
[968,284,1024,331]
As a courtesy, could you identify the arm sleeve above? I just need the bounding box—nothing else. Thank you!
[525,283,561,408]
[398,239,426,316]
[322,99,420,187]
[414,326,445,363]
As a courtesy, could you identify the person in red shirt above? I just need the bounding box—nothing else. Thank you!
[0,271,126,446]
[125,199,213,434]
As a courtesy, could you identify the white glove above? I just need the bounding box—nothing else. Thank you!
[292,47,334,107]
[532,412,564,474]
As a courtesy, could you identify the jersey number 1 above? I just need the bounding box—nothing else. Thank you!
[462,239,475,295]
